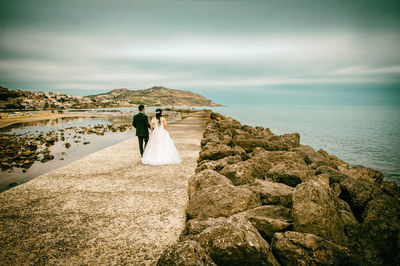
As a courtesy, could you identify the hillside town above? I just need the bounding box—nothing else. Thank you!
[0,87,133,111]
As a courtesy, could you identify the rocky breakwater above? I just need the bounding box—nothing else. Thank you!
[157,112,400,265]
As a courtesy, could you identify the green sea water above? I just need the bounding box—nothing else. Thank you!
[199,104,400,183]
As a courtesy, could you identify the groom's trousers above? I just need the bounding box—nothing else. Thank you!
[138,136,149,157]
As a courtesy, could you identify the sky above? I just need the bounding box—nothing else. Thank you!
[0,0,399,105]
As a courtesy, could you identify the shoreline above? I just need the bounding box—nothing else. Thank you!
[0,112,115,129]
[157,111,400,265]
[0,106,221,129]
[0,109,196,192]
[0,111,209,264]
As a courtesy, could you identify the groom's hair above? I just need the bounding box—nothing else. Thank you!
[138,105,145,111]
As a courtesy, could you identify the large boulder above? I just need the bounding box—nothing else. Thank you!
[157,240,216,266]
[195,155,242,173]
[216,119,242,130]
[254,151,314,187]
[293,174,347,245]
[292,146,342,170]
[381,180,400,201]
[271,231,353,266]
[343,165,384,185]
[198,144,234,161]
[232,146,249,160]
[188,170,233,199]
[187,171,261,219]
[234,205,293,241]
[201,133,221,147]
[361,193,400,223]
[339,175,381,222]
[345,220,400,265]
[337,198,358,226]
[193,216,279,266]
[250,179,294,208]
[186,217,227,235]
[232,133,300,153]
[315,165,349,184]
[220,161,259,185]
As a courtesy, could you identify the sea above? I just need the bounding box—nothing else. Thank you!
[1,104,399,192]
[198,104,400,184]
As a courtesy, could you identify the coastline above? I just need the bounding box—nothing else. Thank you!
[157,112,400,265]
[0,112,115,129]
[0,110,209,264]
[1,110,398,265]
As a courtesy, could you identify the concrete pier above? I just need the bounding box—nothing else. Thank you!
[0,111,208,265]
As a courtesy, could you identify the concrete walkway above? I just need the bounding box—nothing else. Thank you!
[0,111,208,265]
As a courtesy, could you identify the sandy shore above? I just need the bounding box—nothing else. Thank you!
[0,112,115,129]
[0,111,209,265]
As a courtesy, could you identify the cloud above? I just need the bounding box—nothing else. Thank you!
[0,0,399,92]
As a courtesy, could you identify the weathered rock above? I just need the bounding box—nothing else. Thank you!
[361,193,400,223]
[188,170,233,198]
[229,128,252,139]
[40,154,54,163]
[198,144,234,161]
[157,240,216,266]
[293,146,340,170]
[232,133,299,153]
[188,170,261,219]
[316,165,349,184]
[250,179,294,208]
[193,216,279,266]
[216,119,242,130]
[256,151,314,187]
[235,205,293,241]
[271,231,353,266]
[337,199,358,226]
[345,221,400,265]
[220,135,232,146]
[293,174,347,244]
[220,161,258,185]
[201,133,221,147]
[219,150,313,187]
[231,146,249,160]
[330,182,341,197]
[339,176,381,222]
[343,165,384,185]
[186,217,227,235]
[195,155,242,173]
[381,180,400,201]
[187,182,261,219]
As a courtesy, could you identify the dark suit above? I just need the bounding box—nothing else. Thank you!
[132,112,151,156]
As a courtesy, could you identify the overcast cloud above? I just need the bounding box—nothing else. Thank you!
[0,0,399,103]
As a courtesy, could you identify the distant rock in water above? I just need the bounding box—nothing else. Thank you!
[157,111,400,266]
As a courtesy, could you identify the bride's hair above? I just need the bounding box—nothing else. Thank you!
[155,108,162,125]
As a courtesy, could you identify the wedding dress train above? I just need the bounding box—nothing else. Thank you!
[141,117,182,165]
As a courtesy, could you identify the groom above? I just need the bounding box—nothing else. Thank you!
[132,104,151,157]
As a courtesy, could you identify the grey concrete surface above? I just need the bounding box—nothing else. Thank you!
[0,111,209,265]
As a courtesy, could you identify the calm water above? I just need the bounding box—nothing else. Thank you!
[1,105,399,191]
[0,109,182,192]
[197,105,400,184]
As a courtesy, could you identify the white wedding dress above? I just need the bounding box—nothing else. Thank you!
[141,117,182,165]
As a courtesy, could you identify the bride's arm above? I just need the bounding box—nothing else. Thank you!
[162,119,167,129]
[150,121,154,131]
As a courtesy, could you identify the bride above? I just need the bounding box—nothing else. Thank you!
[141,109,182,165]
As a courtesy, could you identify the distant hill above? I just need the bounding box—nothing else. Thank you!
[85,86,220,107]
